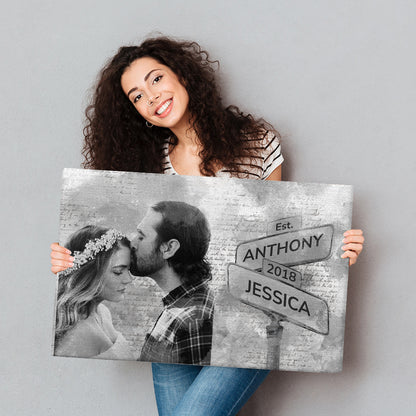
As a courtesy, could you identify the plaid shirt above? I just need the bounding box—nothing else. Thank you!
[140,281,214,365]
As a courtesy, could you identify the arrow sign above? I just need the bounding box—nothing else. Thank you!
[236,225,334,270]
[227,264,329,334]
[262,258,302,288]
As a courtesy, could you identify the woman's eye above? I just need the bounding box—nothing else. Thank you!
[153,75,163,84]
[133,94,142,103]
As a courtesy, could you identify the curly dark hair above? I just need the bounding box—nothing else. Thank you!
[82,36,277,176]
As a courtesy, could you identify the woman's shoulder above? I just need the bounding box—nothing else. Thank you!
[240,129,280,151]
[243,129,284,179]
[245,128,280,146]
[96,303,113,323]
[96,303,119,340]
[54,315,112,358]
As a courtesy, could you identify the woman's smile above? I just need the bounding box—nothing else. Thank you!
[155,99,173,117]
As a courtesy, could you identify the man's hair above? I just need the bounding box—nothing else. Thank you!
[151,201,211,285]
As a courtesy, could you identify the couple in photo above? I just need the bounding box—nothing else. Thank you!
[54,200,214,365]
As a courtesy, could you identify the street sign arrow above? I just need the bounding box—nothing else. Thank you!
[261,258,302,288]
[236,224,334,270]
[227,263,329,335]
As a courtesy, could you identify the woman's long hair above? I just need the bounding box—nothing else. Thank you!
[54,226,130,343]
[82,36,278,176]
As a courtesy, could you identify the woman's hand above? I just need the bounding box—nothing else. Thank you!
[50,243,74,274]
[341,229,364,266]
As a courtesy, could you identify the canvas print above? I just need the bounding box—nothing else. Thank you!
[53,168,353,372]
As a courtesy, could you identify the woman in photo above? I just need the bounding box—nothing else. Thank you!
[55,225,135,360]
[51,36,364,415]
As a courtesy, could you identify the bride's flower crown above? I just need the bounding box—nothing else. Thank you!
[59,229,126,277]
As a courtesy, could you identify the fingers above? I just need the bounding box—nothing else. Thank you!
[342,235,365,245]
[343,229,363,237]
[341,229,364,266]
[51,250,74,261]
[341,250,358,266]
[342,243,363,254]
[51,265,71,274]
[50,242,72,254]
[52,258,74,268]
[51,261,74,274]
[50,242,74,275]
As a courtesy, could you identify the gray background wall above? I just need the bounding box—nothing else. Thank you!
[1,1,414,415]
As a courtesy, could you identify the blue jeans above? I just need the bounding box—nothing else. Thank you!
[152,363,270,416]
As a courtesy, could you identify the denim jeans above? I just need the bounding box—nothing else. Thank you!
[152,363,270,416]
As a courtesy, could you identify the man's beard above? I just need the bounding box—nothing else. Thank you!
[130,246,165,277]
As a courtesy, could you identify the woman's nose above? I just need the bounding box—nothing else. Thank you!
[122,270,133,284]
[147,92,160,106]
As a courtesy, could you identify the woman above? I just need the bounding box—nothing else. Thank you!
[55,225,135,360]
[51,36,364,415]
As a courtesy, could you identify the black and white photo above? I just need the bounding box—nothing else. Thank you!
[54,168,353,372]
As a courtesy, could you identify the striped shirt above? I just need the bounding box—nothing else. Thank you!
[161,130,284,180]
[139,281,214,365]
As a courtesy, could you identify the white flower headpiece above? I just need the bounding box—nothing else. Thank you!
[59,229,126,277]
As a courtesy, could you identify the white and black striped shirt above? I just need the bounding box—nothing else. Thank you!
[161,130,283,180]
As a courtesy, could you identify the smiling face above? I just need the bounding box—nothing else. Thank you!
[99,245,133,302]
[121,57,191,131]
